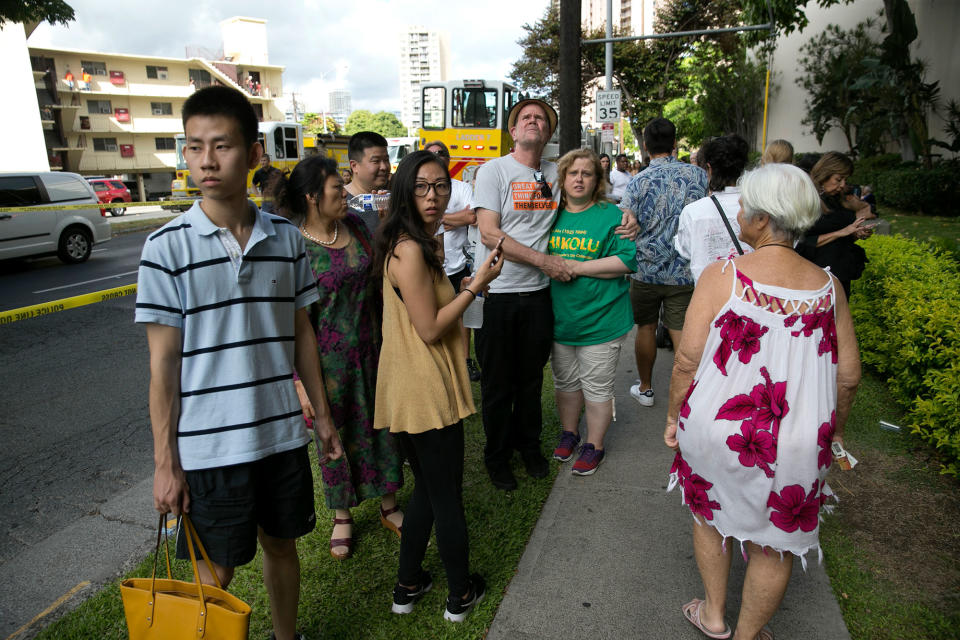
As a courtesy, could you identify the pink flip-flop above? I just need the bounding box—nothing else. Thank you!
[682,598,732,639]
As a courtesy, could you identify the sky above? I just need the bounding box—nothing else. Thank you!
[28,0,552,116]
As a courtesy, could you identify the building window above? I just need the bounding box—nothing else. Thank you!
[188,68,211,89]
[93,137,119,152]
[80,60,107,75]
[155,137,176,151]
[452,88,497,128]
[87,100,112,114]
[146,65,168,80]
[151,102,173,116]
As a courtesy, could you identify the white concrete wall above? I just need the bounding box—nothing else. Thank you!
[764,0,959,156]
[1,23,50,172]
[221,17,268,66]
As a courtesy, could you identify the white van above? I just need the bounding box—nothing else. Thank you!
[0,172,112,263]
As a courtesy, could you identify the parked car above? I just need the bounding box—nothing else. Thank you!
[0,172,112,263]
[87,177,132,216]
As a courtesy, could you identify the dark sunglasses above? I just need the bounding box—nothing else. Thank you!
[533,169,553,199]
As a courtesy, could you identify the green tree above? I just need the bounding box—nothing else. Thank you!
[370,112,407,137]
[797,20,884,156]
[664,97,706,150]
[300,112,340,136]
[875,0,941,166]
[741,0,854,47]
[509,3,592,107]
[344,110,374,135]
[0,0,74,27]
[698,52,767,146]
[344,110,406,137]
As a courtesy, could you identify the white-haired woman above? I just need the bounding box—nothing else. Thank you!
[664,164,861,640]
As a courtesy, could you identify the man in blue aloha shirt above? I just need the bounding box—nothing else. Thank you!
[620,117,708,408]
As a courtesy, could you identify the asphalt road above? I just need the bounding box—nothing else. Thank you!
[0,231,158,637]
[0,227,155,313]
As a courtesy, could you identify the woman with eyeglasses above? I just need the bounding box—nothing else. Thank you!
[548,149,636,476]
[372,150,504,621]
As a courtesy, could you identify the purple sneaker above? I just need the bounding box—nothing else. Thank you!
[571,443,605,476]
[553,430,581,462]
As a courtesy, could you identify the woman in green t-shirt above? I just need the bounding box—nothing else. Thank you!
[547,149,637,476]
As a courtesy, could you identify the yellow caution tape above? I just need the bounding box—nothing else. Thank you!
[0,197,262,213]
[0,283,138,325]
[0,200,193,213]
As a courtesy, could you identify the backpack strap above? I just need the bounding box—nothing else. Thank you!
[711,195,744,256]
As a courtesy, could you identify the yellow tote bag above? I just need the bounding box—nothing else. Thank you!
[121,514,251,639]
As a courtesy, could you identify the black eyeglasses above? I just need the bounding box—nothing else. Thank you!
[413,181,451,197]
[533,169,553,199]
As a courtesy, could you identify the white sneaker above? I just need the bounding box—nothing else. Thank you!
[629,381,654,407]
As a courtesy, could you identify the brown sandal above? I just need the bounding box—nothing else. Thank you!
[329,515,353,560]
[380,504,403,539]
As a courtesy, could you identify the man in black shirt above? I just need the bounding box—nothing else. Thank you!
[252,154,279,212]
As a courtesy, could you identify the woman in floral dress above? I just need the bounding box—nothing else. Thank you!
[278,155,404,559]
[664,164,862,640]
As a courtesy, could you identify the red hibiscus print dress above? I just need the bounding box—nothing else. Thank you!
[668,262,838,567]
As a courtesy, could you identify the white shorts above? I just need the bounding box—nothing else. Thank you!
[550,332,629,403]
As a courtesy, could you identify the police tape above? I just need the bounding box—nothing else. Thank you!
[0,283,138,325]
[0,197,262,213]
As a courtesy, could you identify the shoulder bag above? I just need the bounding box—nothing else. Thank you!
[711,195,744,256]
[120,514,250,639]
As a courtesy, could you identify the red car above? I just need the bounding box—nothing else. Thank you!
[87,178,132,216]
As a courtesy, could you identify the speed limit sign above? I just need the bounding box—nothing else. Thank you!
[596,90,621,123]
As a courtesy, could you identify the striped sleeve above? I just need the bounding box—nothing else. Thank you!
[135,233,183,327]
[292,233,320,309]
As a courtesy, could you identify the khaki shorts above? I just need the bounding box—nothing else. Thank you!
[629,280,694,330]
[551,333,629,403]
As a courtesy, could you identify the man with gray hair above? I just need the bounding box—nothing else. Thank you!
[473,99,637,490]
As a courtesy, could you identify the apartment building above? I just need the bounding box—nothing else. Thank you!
[27,17,286,200]
[398,26,449,135]
[328,89,352,129]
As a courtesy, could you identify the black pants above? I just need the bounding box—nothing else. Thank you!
[475,288,553,470]
[397,422,468,597]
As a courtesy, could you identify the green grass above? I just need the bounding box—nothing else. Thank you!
[879,205,960,259]
[110,215,177,236]
[820,523,959,640]
[819,373,960,639]
[34,375,561,640]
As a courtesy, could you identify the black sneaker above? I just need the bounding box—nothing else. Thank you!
[522,452,549,479]
[444,574,486,622]
[269,634,304,640]
[391,570,433,614]
[466,358,481,382]
[487,464,517,491]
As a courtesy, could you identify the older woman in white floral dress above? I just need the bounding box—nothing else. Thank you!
[664,164,862,640]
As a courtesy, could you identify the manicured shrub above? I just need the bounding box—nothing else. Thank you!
[851,234,960,475]
[849,153,902,187]
[875,163,959,215]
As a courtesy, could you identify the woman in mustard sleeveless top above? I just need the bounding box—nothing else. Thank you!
[372,150,504,622]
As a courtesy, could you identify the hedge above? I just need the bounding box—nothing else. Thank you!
[849,153,902,187]
[851,234,960,475]
[875,163,959,216]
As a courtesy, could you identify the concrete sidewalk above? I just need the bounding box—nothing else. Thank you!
[486,329,850,640]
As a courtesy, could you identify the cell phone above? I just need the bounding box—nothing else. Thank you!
[491,237,504,264]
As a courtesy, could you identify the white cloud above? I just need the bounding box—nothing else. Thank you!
[29,0,550,114]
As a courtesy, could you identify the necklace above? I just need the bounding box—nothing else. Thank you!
[755,243,793,250]
[300,220,339,246]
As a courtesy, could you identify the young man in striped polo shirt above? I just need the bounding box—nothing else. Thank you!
[135,86,342,640]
